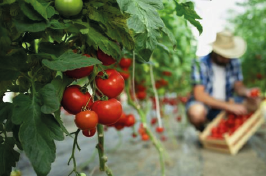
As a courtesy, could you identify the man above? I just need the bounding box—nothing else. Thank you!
[186,30,259,131]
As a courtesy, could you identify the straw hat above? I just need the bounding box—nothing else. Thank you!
[211,30,247,58]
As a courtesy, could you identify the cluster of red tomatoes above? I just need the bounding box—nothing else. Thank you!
[249,88,260,98]
[108,112,136,130]
[209,113,253,139]
[61,49,129,137]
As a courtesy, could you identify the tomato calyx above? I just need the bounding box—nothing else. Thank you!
[100,95,109,101]
[80,86,88,94]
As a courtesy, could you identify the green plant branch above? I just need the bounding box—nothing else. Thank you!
[125,85,166,176]
[96,124,113,176]
[68,129,81,176]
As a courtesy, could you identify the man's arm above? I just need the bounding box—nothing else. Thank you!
[194,85,247,114]
[234,81,249,97]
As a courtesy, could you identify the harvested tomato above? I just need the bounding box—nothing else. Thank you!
[97,49,116,65]
[61,85,93,115]
[250,88,260,97]
[55,0,83,17]
[119,58,132,68]
[96,69,125,98]
[65,54,94,79]
[91,98,122,125]
[125,114,135,127]
[75,110,98,130]
[82,128,97,137]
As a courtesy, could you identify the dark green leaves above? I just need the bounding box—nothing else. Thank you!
[117,0,174,61]
[0,49,28,82]
[42,50,102,71]
[38,84,60,114]
[12,94,64,176]
[0,102,13,123]
[174,1,203,34]
[0,138,20,176]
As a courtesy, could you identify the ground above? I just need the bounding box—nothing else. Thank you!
[16,104,266,176]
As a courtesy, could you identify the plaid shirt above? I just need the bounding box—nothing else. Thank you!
[191,53,243,100]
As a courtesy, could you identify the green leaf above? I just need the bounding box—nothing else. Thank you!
[14,18,51,32]
[49,19,72,30]
[0,0,16,6]
[73,21,122,60]
[174,1,203,34]
[21,2,43,21]
[39,84,60,114]
[12,94,64,176]
[42,50,102,71]
[38,42,69,57]
[51,76,73,136]
[0,49,27,81]
[0,102,13,123]
[117,0,169,61]
[24,0,54,20]
[0,137,20,176]
[87,1,135,50]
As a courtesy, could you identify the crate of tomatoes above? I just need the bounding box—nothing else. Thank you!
[199,101,265,155]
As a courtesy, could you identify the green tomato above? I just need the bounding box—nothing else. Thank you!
[55,0,83,17]
[79,173,86,176]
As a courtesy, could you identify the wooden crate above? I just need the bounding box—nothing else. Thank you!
[199,102,265,155]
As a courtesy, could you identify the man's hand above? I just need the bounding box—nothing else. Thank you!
[225,103,248,115]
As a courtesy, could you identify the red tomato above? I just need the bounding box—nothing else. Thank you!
[136,85,146,91]
[125,114,135,127]
[156,127,164,133]
[136,90,146,100]
[176,116,182,122]
[256,73,263,80]
[115,123,124,130]
[250,88,260,97]
[91,98,122,125]
[160,79,168,86]
[150,118,157,125]
[96,69,125,98]
[97,49,116,66]
[82,128,97,137]
[160,135,167,141]
[119,68,130,80]
[64,54,94,79]
[141,134,149,141]
[61,85,93,115]
[75,110,98,130]
[119,58,132,68]
[132,133,137,138]
[162,71,172,76]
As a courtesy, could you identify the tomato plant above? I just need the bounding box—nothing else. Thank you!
[75,110,98,130]
[55,0,83,17]
[92,99,122,125]
[96,69,125,98]
[61,85,93,115]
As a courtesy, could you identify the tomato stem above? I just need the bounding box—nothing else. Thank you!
[149,64,163,128]
[125,85,166,176]
[96,124,113,176]
[68,129,81,176]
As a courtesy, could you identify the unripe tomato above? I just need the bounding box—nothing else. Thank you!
[75,110,98,130]
[61,85,93,115]
[64,54,94,79]
[96,69,125,98]
[55,0,83,17]
[91,99,122,125]
[97,49,116,66]
[82,128,97,137]
[119,58,132,68]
